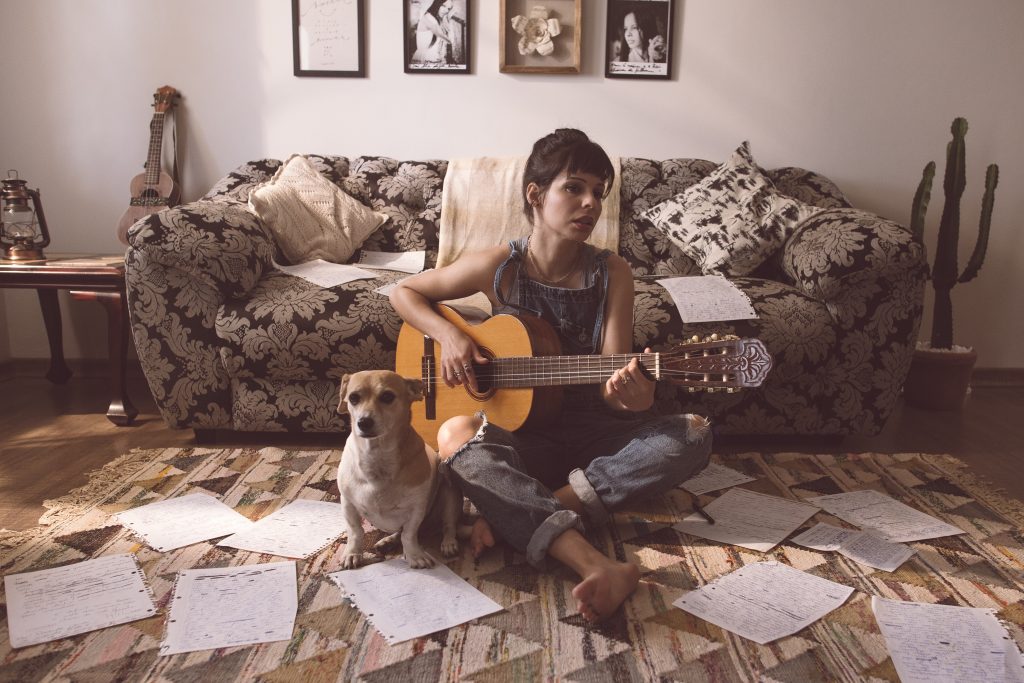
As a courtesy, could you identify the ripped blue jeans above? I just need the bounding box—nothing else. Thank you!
[443,408,711,568]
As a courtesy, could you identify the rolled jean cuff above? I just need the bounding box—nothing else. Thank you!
[568,468,609,526]
[526,509,580,569]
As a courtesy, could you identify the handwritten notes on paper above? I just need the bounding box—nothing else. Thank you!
[297,0,360,72]
[656,275,758,323]
[5,554,157,648]
[329,557,502,644]
[791,523,916,572]
[674,561,854,644]
[218,500,347,558]
[160,561,298,656]
[357,250,426,273]
[872,597,1024,683]
[680,462,757,496]
[807,489,963,542]
[674,488,819,552]
[274,259,376,288]
[114,493,254,552]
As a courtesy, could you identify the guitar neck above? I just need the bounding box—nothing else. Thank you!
[143,112,166,185]
[484,353,660,388]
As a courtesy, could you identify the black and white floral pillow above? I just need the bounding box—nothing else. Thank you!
[641,142,821,276]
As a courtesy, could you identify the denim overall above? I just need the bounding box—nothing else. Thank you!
[444,236,711,568]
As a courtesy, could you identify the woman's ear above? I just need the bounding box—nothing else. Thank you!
[526,182,542,208]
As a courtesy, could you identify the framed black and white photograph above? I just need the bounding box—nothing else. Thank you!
[404,0,470,73]
[500,0,581,74]
[605,0,674,79]
[292,0,365,77]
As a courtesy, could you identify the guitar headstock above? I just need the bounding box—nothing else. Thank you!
[660,335,773,392]
[152,86,179,113]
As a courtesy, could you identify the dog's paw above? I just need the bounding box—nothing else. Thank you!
[374,531,401,552]
[440,536,459,558]
[339,552,362,570]
[405,550,436,569]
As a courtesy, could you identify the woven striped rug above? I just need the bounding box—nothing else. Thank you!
[2,447,1024,682]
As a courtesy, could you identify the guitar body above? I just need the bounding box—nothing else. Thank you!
[396,304,773,449]
[116,171,180,243]
[395,305,562,449]
[116,85,179,245]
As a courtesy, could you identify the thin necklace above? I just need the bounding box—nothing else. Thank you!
[526,235,582,286]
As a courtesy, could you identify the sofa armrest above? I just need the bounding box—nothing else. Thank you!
[126,199,275,301]
[782,208,927,331]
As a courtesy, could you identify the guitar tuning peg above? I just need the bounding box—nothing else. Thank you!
[687,386,698,393]
[727,388,739,393]
[710,333,720,341]
[690,335,700,343]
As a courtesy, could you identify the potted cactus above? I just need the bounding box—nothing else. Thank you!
[903,117,999,410]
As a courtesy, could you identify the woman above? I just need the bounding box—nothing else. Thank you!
[413,0,453,65]
[390,129,711,622]
[616,9,666,63]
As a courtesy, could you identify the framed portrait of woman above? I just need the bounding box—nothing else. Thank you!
[605,0,674,79]
[404,0,470,73]
[292,0,366,77]
[500,0,581,74]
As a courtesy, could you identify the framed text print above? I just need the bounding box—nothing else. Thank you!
[292,0,366,77]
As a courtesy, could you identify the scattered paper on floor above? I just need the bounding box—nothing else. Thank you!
[218,499,347,558]
[807,489,963,542]
[680,462,757,495]
[114,492,254,551]
[792,522,915,572]
[674,487,819,552]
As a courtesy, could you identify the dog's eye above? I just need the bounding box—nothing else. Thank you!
[348,392,361,406]
[379,391,395,404]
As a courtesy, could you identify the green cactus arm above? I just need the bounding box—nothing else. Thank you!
[910,161,935,243]
[959,163,999,284]
[932,118,968,289]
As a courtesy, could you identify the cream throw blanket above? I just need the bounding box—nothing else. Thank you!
[437,156,621,268]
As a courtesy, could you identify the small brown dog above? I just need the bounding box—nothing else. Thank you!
[336,370,460,569]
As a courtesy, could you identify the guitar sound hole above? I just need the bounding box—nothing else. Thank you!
[466,349,495,400]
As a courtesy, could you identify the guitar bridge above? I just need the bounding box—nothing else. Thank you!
[422,335,436,420]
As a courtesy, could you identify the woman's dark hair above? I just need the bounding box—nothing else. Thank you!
[615,10,647,62]
[522,128,615,219]
[425,0,448,19]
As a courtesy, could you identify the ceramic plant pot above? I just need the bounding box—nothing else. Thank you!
[903,346,978,411]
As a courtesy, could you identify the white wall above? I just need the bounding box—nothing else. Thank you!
[1,0,1021,367]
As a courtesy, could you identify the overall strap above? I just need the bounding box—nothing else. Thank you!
[492,237,537,315]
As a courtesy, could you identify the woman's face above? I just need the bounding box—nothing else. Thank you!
[623,13,643,49]
[439,0,452,17]
[532,169,605,241]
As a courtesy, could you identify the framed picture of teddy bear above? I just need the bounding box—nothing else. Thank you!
[499,0,581,74]
[605,0,674,79]
[404,0,470,73]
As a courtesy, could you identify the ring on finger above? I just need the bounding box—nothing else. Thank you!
[454,371,462,379]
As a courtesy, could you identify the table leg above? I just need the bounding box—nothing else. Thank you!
[70,289,138,426]
[36,288,72,384]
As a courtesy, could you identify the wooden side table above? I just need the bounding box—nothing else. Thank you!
[0,253,138,425]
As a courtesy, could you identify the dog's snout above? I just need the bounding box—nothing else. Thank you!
[357,416,375,433]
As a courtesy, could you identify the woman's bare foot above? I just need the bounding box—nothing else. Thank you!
[548,528,641,623]
[469,516,496,557]
[572,561,640,622]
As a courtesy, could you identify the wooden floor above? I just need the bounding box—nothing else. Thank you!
[2,373,1022,532]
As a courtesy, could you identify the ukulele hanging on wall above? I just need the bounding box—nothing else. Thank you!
[117,85,181,245]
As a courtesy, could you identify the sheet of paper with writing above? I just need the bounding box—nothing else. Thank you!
[871,597,1024,683]
[680,462,757,495]
[160,561,297,656]
[674,561,854,644]
[357,250,426,273]
[5,554,157,648]
[656,275,758,323]
[329,557,503,644]
[274,259,377,288]
[218,499,347,558]
[114,492,254,551]
[792,522,916,572]
[674,488,818,552]
[807,489,963,542]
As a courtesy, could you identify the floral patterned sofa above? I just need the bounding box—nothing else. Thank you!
[125,155,926,437]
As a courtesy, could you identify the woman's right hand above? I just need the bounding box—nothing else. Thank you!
[440,331,488,390]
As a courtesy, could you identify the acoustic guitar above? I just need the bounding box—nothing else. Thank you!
[395,304,773,449]
[117,86,180,244]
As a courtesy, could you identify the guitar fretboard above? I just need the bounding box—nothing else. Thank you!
[143,112,166,186]
[482,353,660,387]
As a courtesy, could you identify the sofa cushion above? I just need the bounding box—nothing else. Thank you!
[248,154,389,265]
[641,143,820,277]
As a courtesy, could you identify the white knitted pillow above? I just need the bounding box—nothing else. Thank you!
[249,154,388,264]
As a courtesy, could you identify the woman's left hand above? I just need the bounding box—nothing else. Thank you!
[606,348,656,411]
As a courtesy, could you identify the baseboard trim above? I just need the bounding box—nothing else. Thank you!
[972,367,1024,387]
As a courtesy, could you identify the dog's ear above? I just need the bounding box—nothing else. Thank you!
[337,374,352,414]
[405,378,425,403]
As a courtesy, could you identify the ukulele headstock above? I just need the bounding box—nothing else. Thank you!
[660,334,773,391]
[152,86,179,113]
